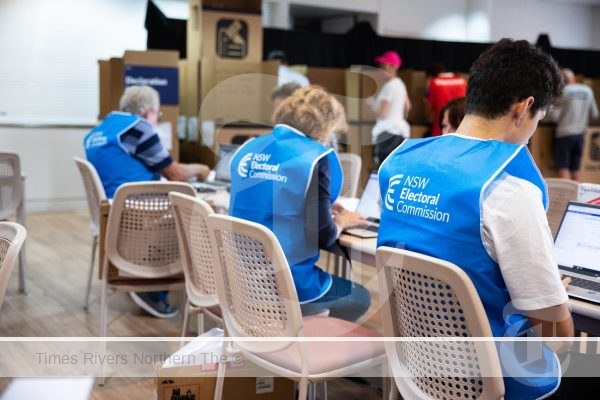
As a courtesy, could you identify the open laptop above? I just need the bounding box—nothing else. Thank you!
[554,201,600,304]
[344,172,381,239]
[192,144,239,193]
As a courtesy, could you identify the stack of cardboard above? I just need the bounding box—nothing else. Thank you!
[98,50,181,160]
[183,0,276,126]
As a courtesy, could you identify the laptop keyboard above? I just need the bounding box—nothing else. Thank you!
[565,275,600,293]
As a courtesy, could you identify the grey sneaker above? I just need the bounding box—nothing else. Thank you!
[129,292,178,319]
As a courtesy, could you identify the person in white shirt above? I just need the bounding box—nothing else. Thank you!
[368,50,411,164]
[550,68,599,181]
[267,50,310,87]
[378,39,574,399]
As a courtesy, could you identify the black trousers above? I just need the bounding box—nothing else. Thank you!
[374,132,405,165]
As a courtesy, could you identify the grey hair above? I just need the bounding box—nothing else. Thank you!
[119,86,160,117]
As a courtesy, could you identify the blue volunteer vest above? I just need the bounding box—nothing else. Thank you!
[378,134,560,400]
[84,112,159,198]
[229,125,343,303]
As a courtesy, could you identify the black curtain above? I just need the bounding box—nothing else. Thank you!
[145,0,187,58]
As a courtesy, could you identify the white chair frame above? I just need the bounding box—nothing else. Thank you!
[0,152,27,293]
[74,157,107,310]
[0,222,27,309]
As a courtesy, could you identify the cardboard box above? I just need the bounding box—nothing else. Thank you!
[580,127,600,184]
[215,124,272,150]
[186,0,203,116]
[306,67,345,96]
[199,59,279,125]
[156,376,295,400]
[528,125,556,178]
[202,9,263,62]
[185,2,263,116]
[202,0,262,13]
[398,69,429,123]
[345,67,387,123]
[155,360,295,400]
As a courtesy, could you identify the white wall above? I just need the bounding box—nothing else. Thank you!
[1,127,89,213]
[0,0,187,213]
[589,6,600,50]
[378,0,469,41]
[0,0,187,126]
[490,0,597,49]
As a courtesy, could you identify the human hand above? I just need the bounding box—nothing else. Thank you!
[561,274,571,289]
[334,209,368,229]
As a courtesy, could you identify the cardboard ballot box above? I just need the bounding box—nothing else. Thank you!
[185,0,263,117]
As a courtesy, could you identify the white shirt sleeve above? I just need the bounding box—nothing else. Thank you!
[482,173,568,311]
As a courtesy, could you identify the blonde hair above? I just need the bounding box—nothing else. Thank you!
[273,85,348,143]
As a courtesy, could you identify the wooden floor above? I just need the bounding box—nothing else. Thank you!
[0,211,384,400]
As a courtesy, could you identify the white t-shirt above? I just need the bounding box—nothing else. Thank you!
[482,173,568,311]
[278,65,310,87]
[371,77,410,141]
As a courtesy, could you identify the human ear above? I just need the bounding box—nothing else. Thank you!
[514,97,535,127]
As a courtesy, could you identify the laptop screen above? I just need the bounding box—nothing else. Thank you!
[555,202,600,274]
[214,144,239,182]
[356,172,381,221]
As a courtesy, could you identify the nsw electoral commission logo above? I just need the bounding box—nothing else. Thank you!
[237,153,253,178]
[384,174,404,210]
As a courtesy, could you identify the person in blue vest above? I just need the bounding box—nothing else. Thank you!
[378,39,574,399]
[84,85,210,319]
[229,85,371,322]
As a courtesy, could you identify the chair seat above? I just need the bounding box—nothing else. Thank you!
[256,316,385,375]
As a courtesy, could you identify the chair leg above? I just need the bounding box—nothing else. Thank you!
[322,381,328,400]
[308,383,316,400]
[213,342,228,400]
[98,274,109,386]
[181,300,190,340]
[298,377,309,400]
[16,201,26,294]
[389,378,399,400]
[84,236,98,311]
[197,312,205,335]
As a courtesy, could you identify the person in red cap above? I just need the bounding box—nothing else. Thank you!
[368,50,411,164]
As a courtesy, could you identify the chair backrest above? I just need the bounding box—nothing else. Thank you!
[0,152,23,221]
[170,192,219,308]
[74,157,107,234]
[207,214,304,354]
[0,222,27,309]
[338,153,362,198]
[105,182,196,279]
[377,247,504,400]
[546,178,579,238]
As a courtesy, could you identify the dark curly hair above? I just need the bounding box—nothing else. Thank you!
[465,38,564,119]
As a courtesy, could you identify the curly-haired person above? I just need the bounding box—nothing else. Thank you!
[378,39,574,399]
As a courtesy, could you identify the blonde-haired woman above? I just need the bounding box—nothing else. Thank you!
[229,86,371,322]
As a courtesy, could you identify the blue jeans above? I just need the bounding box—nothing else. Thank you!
[300,275,371,322]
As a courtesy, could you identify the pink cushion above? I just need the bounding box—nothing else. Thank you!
[256,316,385,375]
